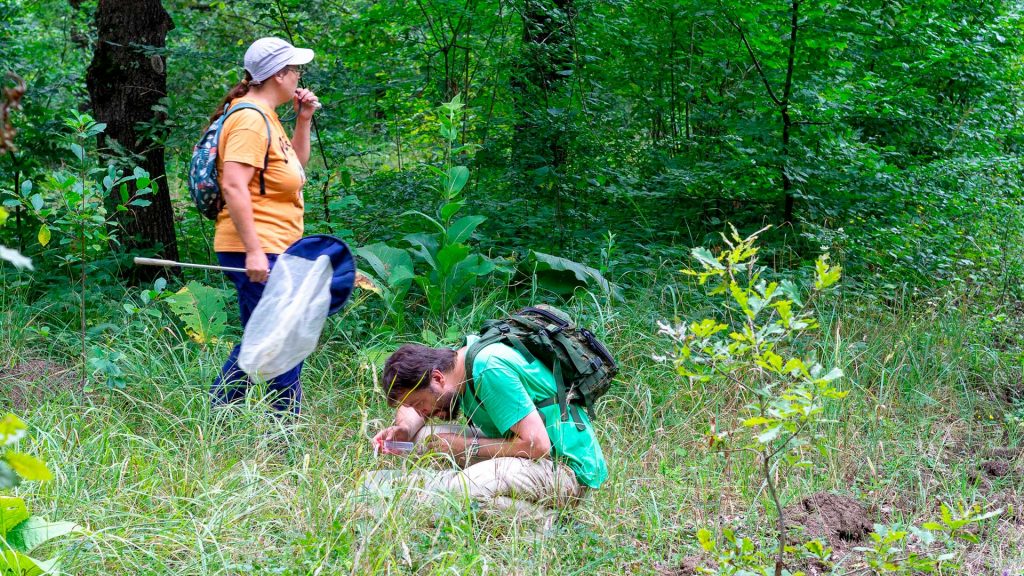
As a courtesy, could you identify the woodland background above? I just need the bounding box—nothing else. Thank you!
[1,1,1023,574]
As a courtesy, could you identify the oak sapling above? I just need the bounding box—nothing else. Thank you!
[659,225,843,576]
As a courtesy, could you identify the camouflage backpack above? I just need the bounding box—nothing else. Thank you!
[464,305,618,430]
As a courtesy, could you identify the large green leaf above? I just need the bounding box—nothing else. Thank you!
[164,281,230,345]
[400,210,444,234]
[6,517,81,553]
[526,252,621,300]
[354,243,414,289]
[448,255,496,296]
[439,201,464,222]
[446,215,486,245]
[443,166,470,197]
[0,550,58,576]
[436,243,470,275]
[0,497,29,538]
[403,232,441,269]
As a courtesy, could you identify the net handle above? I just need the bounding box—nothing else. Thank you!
[133,257,246,273]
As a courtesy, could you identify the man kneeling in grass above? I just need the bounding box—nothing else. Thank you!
[372,337,608,523]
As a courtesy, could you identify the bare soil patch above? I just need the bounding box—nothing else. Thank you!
[658,555,701,576]
[981,459,1011,478]
[784,492,873,549]
[0,358,80,411]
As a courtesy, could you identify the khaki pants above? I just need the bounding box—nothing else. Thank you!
[367,425,585,527]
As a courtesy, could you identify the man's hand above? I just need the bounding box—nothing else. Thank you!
[424,433,465,458]
[424,432,482,466]
[372,425,411,454]
[372,405,424,454]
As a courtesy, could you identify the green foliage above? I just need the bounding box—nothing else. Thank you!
[1,112,151,278]
[695,526,830,576]
[857,504,1002,575]
[163,281,231,345]
[85,347,125,391]
[397,94,499,319]
[524,250,620,302]
[0,414,80,576]
[1,111,157,391]
[354,242,415,330]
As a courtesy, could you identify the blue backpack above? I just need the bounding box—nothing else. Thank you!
[188,103,272,220]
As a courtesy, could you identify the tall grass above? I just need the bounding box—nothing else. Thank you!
[1,274,1021,575]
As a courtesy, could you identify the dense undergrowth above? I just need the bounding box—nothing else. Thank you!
[1,249,1022,573]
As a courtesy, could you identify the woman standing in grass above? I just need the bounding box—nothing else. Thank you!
[209,37,319,414]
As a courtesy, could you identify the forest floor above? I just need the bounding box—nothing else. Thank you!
[2,279,1023,575]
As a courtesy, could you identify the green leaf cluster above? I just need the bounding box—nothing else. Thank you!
[856,504,1002,574]
[358,95,501,321]
[0,414,80,576]
[0,415,51,490]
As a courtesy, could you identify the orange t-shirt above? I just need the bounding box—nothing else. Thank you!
[213,97,305,254]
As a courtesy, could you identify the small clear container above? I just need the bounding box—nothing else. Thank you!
[382,440,415,455]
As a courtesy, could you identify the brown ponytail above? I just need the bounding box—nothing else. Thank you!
[208,71,255,125]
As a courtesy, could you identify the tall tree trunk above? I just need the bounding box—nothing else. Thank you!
[781,0,799,225]
[86,0,178,280]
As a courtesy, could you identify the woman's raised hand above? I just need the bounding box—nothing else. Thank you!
[294,88,320,121]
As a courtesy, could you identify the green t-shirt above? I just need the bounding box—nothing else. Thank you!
[460,335,609,488]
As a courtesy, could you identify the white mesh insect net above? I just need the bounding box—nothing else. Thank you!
[238,252,333,379]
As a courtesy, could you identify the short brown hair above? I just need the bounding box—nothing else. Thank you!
[381,344,457,405]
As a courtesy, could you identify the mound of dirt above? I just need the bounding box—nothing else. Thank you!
[784,492,873,547]
[659,556,702,576]
[0,359,79,411]
[969,447,1022,488]
[982,459,1011,478]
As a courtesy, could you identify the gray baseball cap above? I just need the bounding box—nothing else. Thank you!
[244,37,315,83]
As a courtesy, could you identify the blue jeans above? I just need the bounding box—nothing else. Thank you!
[211,252,303,414]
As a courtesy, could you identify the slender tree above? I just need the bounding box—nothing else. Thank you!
[511,0,575,173]
[726,0,801,224]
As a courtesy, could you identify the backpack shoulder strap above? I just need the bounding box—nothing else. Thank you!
[463,329,507,412]
[221,103,272,196]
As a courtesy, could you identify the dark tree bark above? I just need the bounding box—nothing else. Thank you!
[780,0,800,225]
[86,0,178,279]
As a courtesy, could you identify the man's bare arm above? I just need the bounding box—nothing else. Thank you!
[429,410,551,461]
